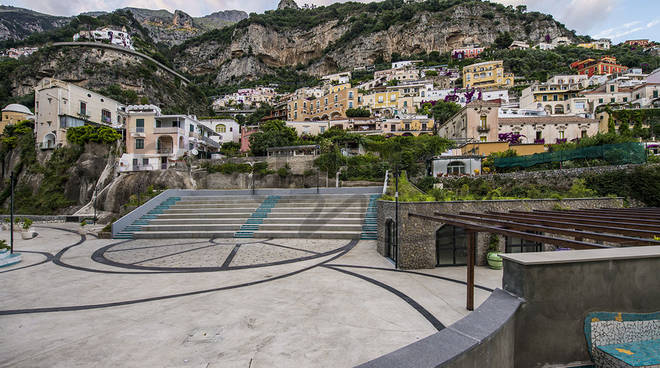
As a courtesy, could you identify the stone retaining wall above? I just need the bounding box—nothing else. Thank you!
[0,215,66,223]
[377,197,625,269]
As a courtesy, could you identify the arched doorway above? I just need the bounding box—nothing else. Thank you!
[435,225,470,266]
[554,105,565,114]
[43,133,56,149]
[157,136,173,154]
[385,219,396,263]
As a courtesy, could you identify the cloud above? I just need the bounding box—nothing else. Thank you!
[595,17,659,39]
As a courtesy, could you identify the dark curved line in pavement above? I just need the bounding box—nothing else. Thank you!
[92,240,348,273]
[0,250,54,274]
[129,244,216,265]
[324,265,445,332]
[261,241,321,255]
[105,240,212,253]
[327,264,495,292]
[0,240,358,316]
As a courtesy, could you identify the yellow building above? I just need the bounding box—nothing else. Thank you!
[1,104,34,134]
[463,60,514,90]
[287,84,360,121]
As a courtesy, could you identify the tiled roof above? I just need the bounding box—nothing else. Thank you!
[499,116,598,125]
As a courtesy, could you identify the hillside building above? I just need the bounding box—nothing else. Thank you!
[197,118,240,145]
[570,56,628,77]
[451,47,484,59]
[73,27,134,50]
[462,61,514,90]
[520,75,590,115]
[34,78,124,150]
[1,103,34,134]
[287,84,360,121]
[577,38,611,50]
[119,105,219,172]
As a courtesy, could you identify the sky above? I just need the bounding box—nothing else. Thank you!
[3,0,659,43]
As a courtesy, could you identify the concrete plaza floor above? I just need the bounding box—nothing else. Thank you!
[0,224,502,367]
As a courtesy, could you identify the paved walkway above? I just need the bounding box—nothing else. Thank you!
[0,224,502,367]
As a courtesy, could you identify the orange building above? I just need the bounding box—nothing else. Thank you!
[625,39,651,47]
[570,56,628,77]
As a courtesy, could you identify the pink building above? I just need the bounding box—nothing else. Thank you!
[452,47,485,59]
[240,125,260,153]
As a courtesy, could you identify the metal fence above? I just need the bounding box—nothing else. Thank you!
[494,142,647,168]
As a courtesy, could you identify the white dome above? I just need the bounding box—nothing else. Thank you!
[2,104,33,115]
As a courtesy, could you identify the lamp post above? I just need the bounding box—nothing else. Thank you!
[10,171,14,254]
[394,168,400,269]
[248,161,255,196]
[93,186,98,225]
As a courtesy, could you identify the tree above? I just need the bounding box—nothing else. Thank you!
[248,120,299,156]
[430,101,461,129]
[345,108,371,117]
[493,32,513,49]
[516,5,527,13]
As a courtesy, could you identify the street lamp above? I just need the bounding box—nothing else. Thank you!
[248,161,255,195]
[393,168,400,269]
[9,171,15,254]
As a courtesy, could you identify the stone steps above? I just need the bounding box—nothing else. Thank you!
[118,193,379,240]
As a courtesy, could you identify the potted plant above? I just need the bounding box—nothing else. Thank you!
[20,218,36,240]
[486,234,503,270]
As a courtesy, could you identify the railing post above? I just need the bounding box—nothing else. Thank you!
[467,230,476,311]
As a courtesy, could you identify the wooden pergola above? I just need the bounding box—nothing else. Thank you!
[409,207,660,310]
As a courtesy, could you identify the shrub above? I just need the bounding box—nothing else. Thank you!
[345,108,371,118]
[66,125,122,145]
[21,218,32,230]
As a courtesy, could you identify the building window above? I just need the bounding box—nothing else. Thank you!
[505,236,542,253]
[320,127,325,133]
[142,158,149,166]
[190,124,194,132]
[422,123,427,130]
[135,138,144,149]
[349,101,353,108]
[610,85,615,92]
[334,95,338,103]
[480,136,487,142]
[599,98,604,103]
[348,91,353,99]
[447,161,466,175]
[215,124,226,133]
[536,131,542,140]
[80,101,87,116]
[654,90,659,98]
[581,130,588,138]
[543,95,548,101]
[480,115,487,129]
[610,98,615,103]
[136,119,144,133]
[558,131,565,139]
[101,109,112,124]
[623,97,628,102]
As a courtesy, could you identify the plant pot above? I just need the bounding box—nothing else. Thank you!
[487,252,503,270]
[21,230,36,240]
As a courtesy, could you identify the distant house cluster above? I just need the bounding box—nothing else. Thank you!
[0,47,38,59]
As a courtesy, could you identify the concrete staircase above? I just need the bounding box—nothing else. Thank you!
[126,193,377,239]
[0,248,21,268]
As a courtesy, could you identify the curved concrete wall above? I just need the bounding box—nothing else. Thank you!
[356,289,521,368]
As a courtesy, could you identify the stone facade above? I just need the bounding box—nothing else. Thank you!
[377,197,625,269]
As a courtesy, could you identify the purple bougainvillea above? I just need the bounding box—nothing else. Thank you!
[499,132,525,145]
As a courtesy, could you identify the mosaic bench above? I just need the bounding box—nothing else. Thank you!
[585,312,660,368]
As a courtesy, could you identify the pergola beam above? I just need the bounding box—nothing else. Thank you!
[409,213,609,250]
[503,211,659,232]
[435,212,660,246]
[461,211,657,238]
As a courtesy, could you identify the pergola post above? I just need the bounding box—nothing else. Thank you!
[467,230,475,311]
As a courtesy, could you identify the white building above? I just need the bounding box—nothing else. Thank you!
[74,28,134,50]
[198,119,240,145]
[322,72,351,85]
[34,78,124,149]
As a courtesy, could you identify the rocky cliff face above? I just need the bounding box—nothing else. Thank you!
[0,6,70,41]
[7,46,209,114]
[123,7,247,45]
[175,2,576,83]
[278,0,300,11]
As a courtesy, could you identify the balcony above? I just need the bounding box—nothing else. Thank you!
[477,125,490,133]
[534,138,545,144]
[154,127,182,134]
